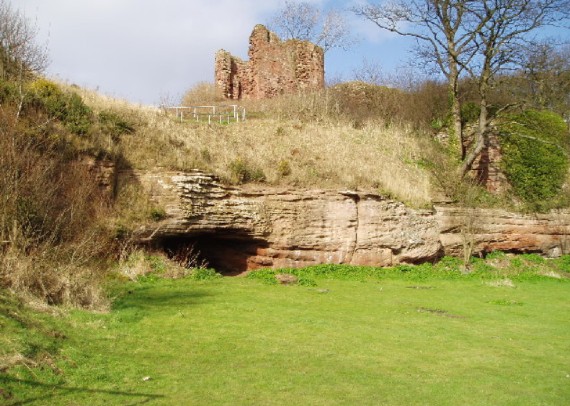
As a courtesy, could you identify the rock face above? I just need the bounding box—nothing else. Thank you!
[468,132,508,193]
[127,170,570,273]
[80,155,116,199]
[215,25,325,100]
[436,205,570,258]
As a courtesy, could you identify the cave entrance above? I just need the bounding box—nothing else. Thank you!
[156,233,267,276]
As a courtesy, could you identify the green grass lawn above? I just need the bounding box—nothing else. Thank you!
[2,267,570,405]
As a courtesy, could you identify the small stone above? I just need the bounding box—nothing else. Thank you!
[142,376,151,381]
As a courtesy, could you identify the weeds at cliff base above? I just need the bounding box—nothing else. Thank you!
[247,254,570,286]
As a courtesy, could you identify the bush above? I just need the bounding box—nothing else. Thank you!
[228,158,266,184]
[498,109,569,209]
[328,80,448,129]
[277,159,292,177]
[188,268,222,281]
[181,82,225,106]
[0,78,112,308]
[150,207,167,221]
[64,92,92,135]
[98,110,135,141]
[28,78,67,117]
[27,79,93,135]
[0,79,18,103]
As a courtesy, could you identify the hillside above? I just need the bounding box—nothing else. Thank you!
[76,85,438,207]
[1,78,569,290]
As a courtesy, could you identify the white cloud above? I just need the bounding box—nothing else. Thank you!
[17,0,287,104]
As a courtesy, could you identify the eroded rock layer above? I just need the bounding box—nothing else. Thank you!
[126,170,569,273]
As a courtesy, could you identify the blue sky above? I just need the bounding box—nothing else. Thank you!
[16,0,417,105]
[16,0,567,105]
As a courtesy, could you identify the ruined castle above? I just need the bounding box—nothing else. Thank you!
[215,25,325,100]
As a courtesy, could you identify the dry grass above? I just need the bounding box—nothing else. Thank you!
[0,82,114,309]
[76,87,438,207]
[485,278,516,288]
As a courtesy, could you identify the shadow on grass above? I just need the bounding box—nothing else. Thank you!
[112,285,216,312]
[0,376,165,405]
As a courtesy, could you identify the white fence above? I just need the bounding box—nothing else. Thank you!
[163,105,246,124]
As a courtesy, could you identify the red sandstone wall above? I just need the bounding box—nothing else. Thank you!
[215,25,324,100]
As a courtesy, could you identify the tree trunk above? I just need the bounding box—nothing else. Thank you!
[447,57,463,159]
[450,83,464,159]
[461,64,491,176]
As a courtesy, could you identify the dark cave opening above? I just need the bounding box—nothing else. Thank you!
[156,233,268,276]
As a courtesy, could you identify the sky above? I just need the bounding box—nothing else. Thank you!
[15,0,417,106]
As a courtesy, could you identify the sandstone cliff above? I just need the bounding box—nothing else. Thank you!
[126,170,570,273]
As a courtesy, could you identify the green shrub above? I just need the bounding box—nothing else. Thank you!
[27,79,93,135]
[64,92,92,135]
[28,79,67,118]
[98,110,135,140]
[150,207,167,221]
[188,268,222,281]
[147,255,168,274]
[498,110,569,210]
[0,79,18,103]
[277,159,292,177]
[246,269,279,284]
[228,158,266,184]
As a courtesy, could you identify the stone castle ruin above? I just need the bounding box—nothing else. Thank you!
[215,24,324,100]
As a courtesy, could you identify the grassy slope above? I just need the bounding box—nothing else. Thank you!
[75,87,436,207]
[2,271,569,405]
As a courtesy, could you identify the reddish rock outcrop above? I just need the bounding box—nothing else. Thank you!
[215,25,324,100]
[80,155,116,199]
[126,170,569,273]
[468,132,508,193]
[435,205,570,258]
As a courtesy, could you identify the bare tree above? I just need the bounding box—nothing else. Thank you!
[521,41,570,116]
[352,58,385,85]
[268,1,355,53]
[354,0,569,174]
[460,0,570,174]
[0,0,47,81]
[353,1,488,159]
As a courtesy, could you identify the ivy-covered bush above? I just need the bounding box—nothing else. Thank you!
[498,109,569,210]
